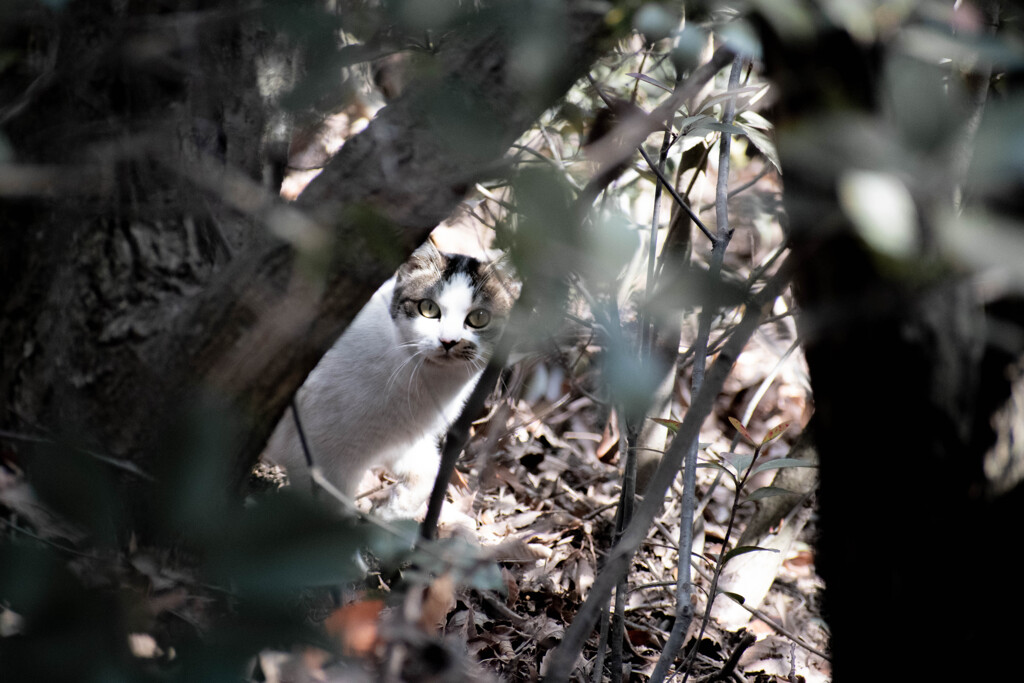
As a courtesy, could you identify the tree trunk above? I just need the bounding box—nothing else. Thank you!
[755,11,1024,680]
[0,1,614,516]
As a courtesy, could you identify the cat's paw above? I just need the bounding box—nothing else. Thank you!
[373,489,428,521]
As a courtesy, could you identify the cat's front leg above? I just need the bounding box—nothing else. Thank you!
[377,433,443,519]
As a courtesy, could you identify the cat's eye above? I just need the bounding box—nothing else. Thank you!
[417,299,441,318]
[465,309,491,329]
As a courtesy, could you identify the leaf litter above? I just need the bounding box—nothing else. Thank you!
[257,155,831,682]
[0,55,831,683]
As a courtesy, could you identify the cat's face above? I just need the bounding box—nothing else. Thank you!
[391,243,515,368]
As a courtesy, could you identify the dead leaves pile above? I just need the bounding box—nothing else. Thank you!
[267,330,829,681]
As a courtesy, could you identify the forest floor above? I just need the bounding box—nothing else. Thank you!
[272,283,829,682]
[254,159,830,681]
[0,160,829,683]
[259,115,831,680]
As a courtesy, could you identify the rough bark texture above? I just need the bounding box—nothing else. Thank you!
[0,1,614,507]
[755,13,1024,681]
[1,1,268,464]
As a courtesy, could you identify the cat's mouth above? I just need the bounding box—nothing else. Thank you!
[426,348,475,364]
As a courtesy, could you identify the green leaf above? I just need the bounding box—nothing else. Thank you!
[25,444,122,547]
[694,85,765,114]
[746,486,798,501]
[626,72,672,93]
[205,493,375,597]
[750,458,818,476]
[721,451,754,475]
[677,114,717,138]
[737,109,773,131]
[405,536,504,591]
[677,113,710,129]
[721,545,779,567]
[721,591,746,604]
[650,417,681,434]
[697,461,738,482]
[690,119,747,136]
[735,120,781,172]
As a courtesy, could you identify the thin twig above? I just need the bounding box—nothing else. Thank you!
[0,429,155,481]
[638,146,715,243]
[583,47,735,185]
[690,562,831,662]
[290,398,318,497]
[593,602,611,683]
[696,163,774,213]
[641,120,675,361]
[739,337,801,427]
[682,440,767,678]
[649,55,747,683]
[710,632,756,682]
[543,256,794,682]
[647,514,828,663]
[649,513,829,664]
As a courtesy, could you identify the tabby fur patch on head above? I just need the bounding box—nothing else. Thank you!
[390,242,515,365]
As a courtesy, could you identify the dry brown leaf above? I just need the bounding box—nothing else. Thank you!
[501,568,520,606]
[484,463,525,495]
[531,616,564,649]
[490,539,552,562]
[323,599,384,657]
[450,467,471,492]
[596,411,620,464]
[574,556,595,598]
[419,573,457,632]
[785,548,815,568]
[626,628,657,648]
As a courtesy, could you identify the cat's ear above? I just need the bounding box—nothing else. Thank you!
[485,254,521,308]
[399,239,445,279]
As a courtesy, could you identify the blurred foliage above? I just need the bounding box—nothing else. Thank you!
[1,396,414,681]
[3,0,1024,680]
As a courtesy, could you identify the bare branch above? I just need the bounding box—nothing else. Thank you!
[543,254,795,682]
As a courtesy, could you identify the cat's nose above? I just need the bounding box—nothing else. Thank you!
[440,339,458,352]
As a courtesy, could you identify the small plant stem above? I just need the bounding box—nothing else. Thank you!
[592,601,611,683]
[679,441,763,681]
[603,290,633,681]
[609,438,635,681]
[640,128,674,359]
[543,257,793,682]
[586,73,715,244]
[711,631,757,682]
[646,519,831,663]
[648,54,747,683]
[638,146,715,242]
[688,559,830,662]
[0,429,155,481]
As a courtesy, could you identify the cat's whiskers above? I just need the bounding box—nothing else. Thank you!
[385,344,426,395]
[404,352,431,420]
[262,241,516,518]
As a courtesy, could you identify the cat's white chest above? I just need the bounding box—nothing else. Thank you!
[261,269,491,514]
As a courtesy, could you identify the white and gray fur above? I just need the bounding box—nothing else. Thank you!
[262,242,515,517]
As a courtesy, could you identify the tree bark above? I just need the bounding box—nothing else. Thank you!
[0,1,614,508]
[755,11,1024,680]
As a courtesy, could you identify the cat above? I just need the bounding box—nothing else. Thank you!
[262,241,516,517]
